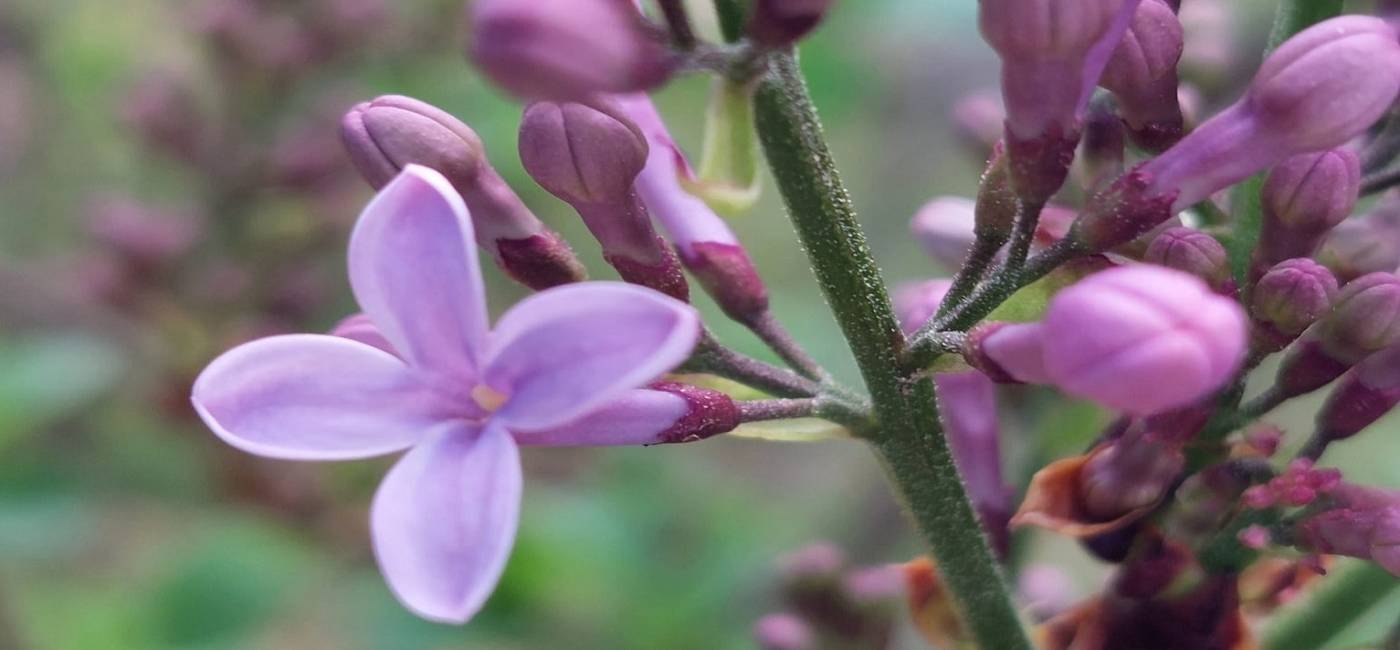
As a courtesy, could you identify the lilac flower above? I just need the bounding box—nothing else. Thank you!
[911,197,980,270]
[1294,483,1400,576]
[978,265,1246,415]
[1250,258,1339,354]
[191,166,705,623]
[1143,226,1229,291]
[1098,0,1185,150]
[1275,272,1400,399]
[1316,345,1400,444]
[1255,149,1361,277]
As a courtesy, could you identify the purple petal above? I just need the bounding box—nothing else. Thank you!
[483,282,700,431]
[191,335,437,461]
[371,422,521,624]
[349,165,488,382]
[330,313,397,355]
[511,388,688,446]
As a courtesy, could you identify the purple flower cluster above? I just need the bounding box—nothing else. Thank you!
[181,0,1400,644]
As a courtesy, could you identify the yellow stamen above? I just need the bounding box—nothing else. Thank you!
[471,385,509,413]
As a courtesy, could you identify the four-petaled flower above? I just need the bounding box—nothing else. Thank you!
[192,165,701,623]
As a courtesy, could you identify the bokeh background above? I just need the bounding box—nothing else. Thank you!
[0,0,1396,648]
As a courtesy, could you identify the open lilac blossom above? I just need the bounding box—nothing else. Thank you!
[191,166,705,623]
[978,265,1246,415]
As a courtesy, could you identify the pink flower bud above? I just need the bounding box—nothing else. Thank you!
[648,381,741,444]
[979,0,1142,140]
[1132,16,1400,214]
[342,95,586,289]
[1099,0,1185,150]
[1277,273,1400,397]
[1295,483,1400,577]
[1255,149,1361,275]
[1316,346,1400,442]
[519,100,687,299]
[615,95,769,323]
[952,88,1007,154]
[748,0,832,48]
[468,0,674,101]
[1318,203,1400,282]
[1250,258,1338,354]
[1006,265,1246,415]
[1143,227,1228,290]
[893,279,952,335]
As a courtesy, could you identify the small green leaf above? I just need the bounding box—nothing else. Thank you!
[984,258,1107,323]
[730,417,851,442]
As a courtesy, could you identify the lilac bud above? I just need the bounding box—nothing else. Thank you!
[1316,346,1400,443]
[1108,16,1400,227]
[122,72,205,162]
[1079,431,1184,520]
[615,95,770,323]
[1254,149,1361,275]
[1277,273,1400,397]
[995,266,1247,415]
[1295,484,1400,576]
[979,0,1144,201]
[648,381,741,444]
[971,321,1051,384]
[342,95,586,289]
[1099,0,1185,151]
[1317,203,1400,282]
[748,0,832,48]
[468,0,674,101]
[1143,227,1228,290]
[911,197,978,269]
[519,99,688,300]
[753,613,816,650]
[1250,259,1339,354]
[87,198,202,273]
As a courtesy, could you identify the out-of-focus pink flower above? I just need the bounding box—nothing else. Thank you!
[753,613,816,650]
[468,0,674,101]
[893,279,952,337]
[1295,483,1400,576]
[1315,345,1400,443]
[911,197,979,270]
[192,166,713,623]
[1317,201,1400,282]
[981,265,1246,415]
[748,0,833,48]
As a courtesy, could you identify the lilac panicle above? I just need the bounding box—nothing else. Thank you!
[1254,149,1361,277]
[1276,272,1400,397]
[1294,484,1400,577]
[1143,227,1228,290]
[467,0,674,101]
[1099,0,1185,150]
[978,0,1144,200]
[518,99,688,300]
[1250,258,1338,355]
[1072,16,1400,251]
[748,0,833,48]
[341,95,586,289]
[614,94,771,324]
[192,166,707,624]
[1316,346,1400,443]
[979,265,1246,415]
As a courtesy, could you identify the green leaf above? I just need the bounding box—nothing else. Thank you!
[0,333,125,448]
[983,257,1106,324]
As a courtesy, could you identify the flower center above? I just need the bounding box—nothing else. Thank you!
[471,384,509,414]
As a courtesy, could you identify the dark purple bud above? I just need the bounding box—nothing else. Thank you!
[1079,428,1185,521]
[1276,273,1400,397]
[748,0,832,48]
[468,0,674,101]
[1253,149,1361,276]
[1099,0,1185,151]
[519,99,688,299]
[1316,346,1400,443]
[342,95,586,289]
[1143,227,1228,290]
[1250,258,1339,354]
[753,613,816,650]
[121,72,205,162]
[87,198,202,273]
[649,381,741,444]
[1317,203,1400,283]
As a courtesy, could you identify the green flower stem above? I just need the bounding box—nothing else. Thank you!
[1003,199,1046,272]
[1261,562,1399,650]
[746,48,1031,650]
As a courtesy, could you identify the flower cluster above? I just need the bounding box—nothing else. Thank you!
[182,0,1400,646]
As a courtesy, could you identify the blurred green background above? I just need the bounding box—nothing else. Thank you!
[0,0,1396,648]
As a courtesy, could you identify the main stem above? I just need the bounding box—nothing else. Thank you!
[749,51,1030,649]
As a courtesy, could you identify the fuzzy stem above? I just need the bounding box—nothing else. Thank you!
[1261,562,1398,650]
[685,333,821,398]
[936,237,1002,319]
[743,45,1031,650]
[738,398,819,421]
[657,0,698,51]
[1003,199,1045,272]
[748,311,829,381]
